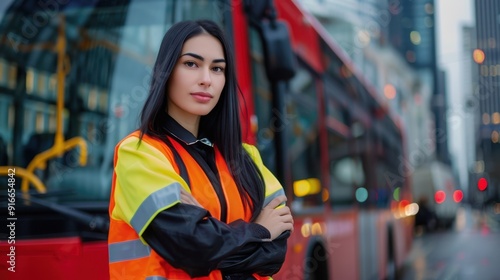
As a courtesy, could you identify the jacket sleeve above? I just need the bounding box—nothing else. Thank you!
[114,136,273,277]
[213,144,291,277]
[217,230,290,276]
[142,203,272,278]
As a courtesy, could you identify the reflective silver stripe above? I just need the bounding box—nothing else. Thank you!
[108,239,151,263]
[130,183,181,233]
[145,276,168,280]
[264,188,286,207]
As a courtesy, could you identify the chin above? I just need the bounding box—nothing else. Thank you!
[199,106,218,115]
[188,108,213,117]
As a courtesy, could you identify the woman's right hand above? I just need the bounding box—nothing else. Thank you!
[254,195,293,240]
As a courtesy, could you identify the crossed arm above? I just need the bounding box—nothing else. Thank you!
[142,191,292,278]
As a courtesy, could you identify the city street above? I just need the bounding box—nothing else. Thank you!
[401,206,500,280]
[0,1,499,279]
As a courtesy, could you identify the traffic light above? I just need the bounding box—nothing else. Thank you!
[477,177,488,191]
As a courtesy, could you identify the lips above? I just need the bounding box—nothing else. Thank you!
[191,92,213,98]
[191,92,213,103]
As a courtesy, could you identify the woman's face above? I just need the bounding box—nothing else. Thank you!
[166,33,226,123]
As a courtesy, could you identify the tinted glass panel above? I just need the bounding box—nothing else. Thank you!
[249,27,277,173]
[0,0,224,202]
[287,66,324,213]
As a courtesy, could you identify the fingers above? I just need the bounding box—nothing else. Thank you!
[278,210,294,225]
[282,214,294,231]
[265,195,287,209]
[275,214,294,234]
[254,203,294,239]
[281,221,294,231]
[273,205,291,216]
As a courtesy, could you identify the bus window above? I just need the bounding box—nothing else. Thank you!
[329,155,366,207]
[376,136,404,206]
[250,21,323,211]
[375,160,392,208]
[287,65,324,213]
[0,0,224,201]
[249,27,276,173]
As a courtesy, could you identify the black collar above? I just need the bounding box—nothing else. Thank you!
[164,115,213,147]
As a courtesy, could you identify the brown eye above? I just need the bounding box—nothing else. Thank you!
[212,66,225,73]
[184,61,197,67]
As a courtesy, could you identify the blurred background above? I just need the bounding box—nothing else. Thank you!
[0,0,499,279]
[300,0,499,212]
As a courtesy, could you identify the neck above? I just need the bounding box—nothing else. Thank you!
[170,113,200,138]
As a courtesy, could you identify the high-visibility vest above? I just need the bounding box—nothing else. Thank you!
[108,131,284,279]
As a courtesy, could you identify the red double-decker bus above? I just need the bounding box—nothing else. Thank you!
[0,0,414,279]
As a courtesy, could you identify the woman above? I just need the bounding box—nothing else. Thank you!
[108,19,293,280]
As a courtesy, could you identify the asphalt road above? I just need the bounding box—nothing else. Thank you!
[400,205,500,280]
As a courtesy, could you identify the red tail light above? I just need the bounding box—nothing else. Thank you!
[453,190,463,203]
[478,177,488,191]
[435,191,446,204]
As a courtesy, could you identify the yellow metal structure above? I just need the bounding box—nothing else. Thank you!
[0,16,88,194]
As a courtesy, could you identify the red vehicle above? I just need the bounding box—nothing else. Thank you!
[0,0,414,279]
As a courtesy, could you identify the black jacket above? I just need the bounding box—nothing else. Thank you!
[143,205,290,278]
[142,116,290,278]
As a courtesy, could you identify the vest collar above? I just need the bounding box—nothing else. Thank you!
[164,114,213,147]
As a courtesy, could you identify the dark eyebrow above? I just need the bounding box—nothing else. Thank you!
[181,52,226,64]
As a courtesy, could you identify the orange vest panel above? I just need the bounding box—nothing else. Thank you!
[109,132,269,279]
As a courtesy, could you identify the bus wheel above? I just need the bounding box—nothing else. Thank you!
[304,244,329,280]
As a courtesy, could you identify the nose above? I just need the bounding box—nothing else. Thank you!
[199,67,211,87]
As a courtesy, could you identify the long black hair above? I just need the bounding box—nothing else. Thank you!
[139,20,264,220]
